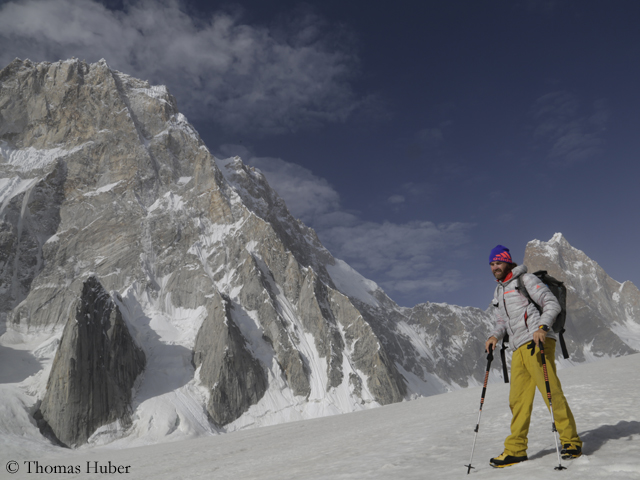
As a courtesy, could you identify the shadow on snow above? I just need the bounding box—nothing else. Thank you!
[529,420,640,460]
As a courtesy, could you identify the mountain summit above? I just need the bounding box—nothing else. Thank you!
[0,59,637,450]
[524,233,640,361]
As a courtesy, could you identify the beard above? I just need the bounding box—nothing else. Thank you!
[492,265,510,280]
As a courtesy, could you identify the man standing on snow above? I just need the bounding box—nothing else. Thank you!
[485,245,582,468]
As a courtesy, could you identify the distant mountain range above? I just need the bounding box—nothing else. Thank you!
[0,58,637,450]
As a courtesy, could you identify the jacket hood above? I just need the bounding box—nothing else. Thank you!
[512,265,528,278]
[500,264,528,284]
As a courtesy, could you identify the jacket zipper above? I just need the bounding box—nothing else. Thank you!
[502,285,510,319]
[502,280,529,329]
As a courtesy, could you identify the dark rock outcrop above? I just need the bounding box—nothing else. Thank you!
[35,276,145,447]
[193,291,267,426]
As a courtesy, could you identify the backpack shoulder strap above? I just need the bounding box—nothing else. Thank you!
[500,335,509,383]
[517,275,542,314]
[558,329,569,359]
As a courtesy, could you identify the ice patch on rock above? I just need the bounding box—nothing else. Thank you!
[327,258,379,307]
[0,141,88,172]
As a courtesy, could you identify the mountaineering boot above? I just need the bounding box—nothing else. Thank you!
[561,443,582,459]
[489,452,528,468]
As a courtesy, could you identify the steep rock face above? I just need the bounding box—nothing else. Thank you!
[524,233,640,360]
[0,159,65,321]
[0,58,409,443]
[215,158,407,403]
[2,58,226,331]
[402,303,495,388]
[193,290,267,427]
[36,276,145,447]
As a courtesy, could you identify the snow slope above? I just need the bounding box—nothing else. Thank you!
[2,353,638,479]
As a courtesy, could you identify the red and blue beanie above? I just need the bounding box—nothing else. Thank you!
[489,245,514,264]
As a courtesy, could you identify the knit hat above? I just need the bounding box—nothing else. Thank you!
[489,245,514,264]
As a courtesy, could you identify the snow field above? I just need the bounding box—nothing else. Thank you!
[2,353,637,480]
[0,142,87,173]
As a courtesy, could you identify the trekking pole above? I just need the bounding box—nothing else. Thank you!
[465,345,494,474]
[537,340,567,471]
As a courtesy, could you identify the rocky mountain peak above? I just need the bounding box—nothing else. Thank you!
[525,235,639,361]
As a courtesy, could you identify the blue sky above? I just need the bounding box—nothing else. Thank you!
[1,0,638,308]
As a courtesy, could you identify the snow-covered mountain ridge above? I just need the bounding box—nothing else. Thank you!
[0,58,638,452]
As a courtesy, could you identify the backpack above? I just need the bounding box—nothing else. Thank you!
[499,270,569,383]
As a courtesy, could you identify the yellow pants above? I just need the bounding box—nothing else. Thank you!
[505,339,582,456]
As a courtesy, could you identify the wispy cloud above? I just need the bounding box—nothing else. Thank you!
[401,181,437,198]
[405,126,446,159]
[0,0,364,134]
[532,91,610,164]
[319,220,472,297]
[387,195,405,205]
[385,182,436,211]
[221,146,341,223]
[221,147,474,302]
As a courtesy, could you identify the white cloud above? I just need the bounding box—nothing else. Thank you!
[379,269,463,297]
[233,151,474,301]
[248,157,340,223]
[401,181,437,198]
[319,220,472,280]
[384,182,436,210]
[217,144,340,223]
[387,195,405,204]
[532,91,609,164]
[320,219,473,301]
[0,0,362,134]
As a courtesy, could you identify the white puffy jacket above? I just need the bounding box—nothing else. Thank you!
[489,265,561,351]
